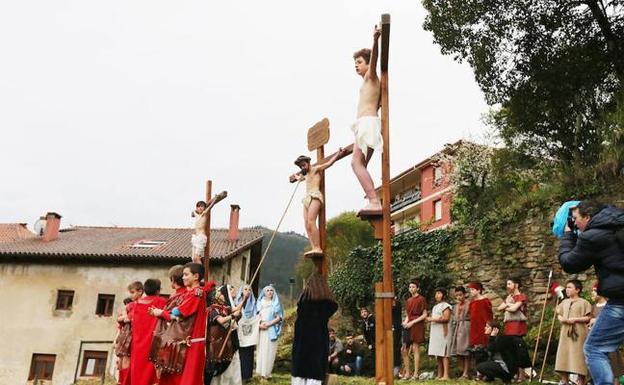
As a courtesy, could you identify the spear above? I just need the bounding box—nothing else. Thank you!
[539,282,564,382]
[530,269,553,381]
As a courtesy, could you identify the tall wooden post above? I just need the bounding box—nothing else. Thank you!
[375,13,394,385]
[203,180,212,280]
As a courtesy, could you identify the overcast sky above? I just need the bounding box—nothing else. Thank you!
[0,1,489,234]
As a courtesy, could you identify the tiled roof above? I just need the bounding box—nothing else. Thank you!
[0,224,37,243]
[0,226,263,263]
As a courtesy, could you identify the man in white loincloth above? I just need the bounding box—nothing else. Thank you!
[191,191,227,263]
[290,149,346,256]
[351,25,383,214]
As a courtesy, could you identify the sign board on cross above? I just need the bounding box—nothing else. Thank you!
[307,118,330,151]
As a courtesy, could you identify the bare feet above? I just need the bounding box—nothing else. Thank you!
[366,197,382,209]
[304,248,323,257]
[358,201,382,216]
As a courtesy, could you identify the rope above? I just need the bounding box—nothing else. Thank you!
[248,180,301,286]
[214,181,301,359]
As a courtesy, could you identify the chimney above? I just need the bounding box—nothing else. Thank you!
[43,212,62,242]
[228,205,240,242]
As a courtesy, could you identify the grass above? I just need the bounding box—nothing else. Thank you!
[80,372,550,385]
[245,372,544,385]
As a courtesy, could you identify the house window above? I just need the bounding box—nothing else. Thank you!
[131,240,167,248]
[227,259,232,276]
[433,167,443,185]
[56,290,74,310]
[434,199,443,221]
[28,354,56,381]
[80,351,108,377]
[240,257,248,281]
[96,294,115,316]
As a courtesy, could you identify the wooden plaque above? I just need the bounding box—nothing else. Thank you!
[307,118,330,151]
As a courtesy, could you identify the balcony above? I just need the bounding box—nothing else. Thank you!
[390,190,422,212]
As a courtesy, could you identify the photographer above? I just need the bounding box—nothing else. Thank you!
[557,200,624,385]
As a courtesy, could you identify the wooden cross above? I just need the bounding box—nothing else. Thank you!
[375,14,394,385]
[202,180,227,279]
[290,15,394,385]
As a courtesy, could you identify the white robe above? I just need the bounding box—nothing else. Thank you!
[255,299,278,377]
[211,351,242,385]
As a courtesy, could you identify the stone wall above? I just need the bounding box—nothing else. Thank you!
[447,208,595,317]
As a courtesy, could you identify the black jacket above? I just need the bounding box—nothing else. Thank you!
[558,205,624,301]
[291,299,338,381]
[358,314,375,347]
[486,335,521,375]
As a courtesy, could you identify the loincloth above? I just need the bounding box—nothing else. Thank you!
[191,234,207,254]
[302,190,324,209]
[351,116,382,154]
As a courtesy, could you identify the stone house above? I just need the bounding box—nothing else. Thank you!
[0,207,262,385]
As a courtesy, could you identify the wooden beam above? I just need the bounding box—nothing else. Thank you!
[204,180,212,281]
[376,13,394,385]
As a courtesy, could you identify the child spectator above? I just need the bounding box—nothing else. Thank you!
[402,280,427,380]
[555,279,592,385]
[427,288,452,380]
[450,286,471,379]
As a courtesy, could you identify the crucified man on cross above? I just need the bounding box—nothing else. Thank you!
[351,25,383,214]
[290,149,346,256]
[191,191,227,263]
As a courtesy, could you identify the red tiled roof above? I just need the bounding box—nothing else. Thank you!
[0,226,263,262]
[0,224,37,243]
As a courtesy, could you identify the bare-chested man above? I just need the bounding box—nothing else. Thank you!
[352,25,382,213]
[191,191,227,263]
[290,149,346,256]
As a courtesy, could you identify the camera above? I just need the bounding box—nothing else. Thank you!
[567,207,578,232]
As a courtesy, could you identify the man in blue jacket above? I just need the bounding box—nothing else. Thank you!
[558,200,624,385]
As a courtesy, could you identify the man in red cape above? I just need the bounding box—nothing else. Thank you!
[151,262,215,385]
[131,279,167,385]
[117,281,143,385]
[155,265,188,385]
[467,282,493,347]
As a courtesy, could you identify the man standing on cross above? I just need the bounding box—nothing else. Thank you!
[351,25,383,214]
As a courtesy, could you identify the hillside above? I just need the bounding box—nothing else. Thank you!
[257,227,308,301]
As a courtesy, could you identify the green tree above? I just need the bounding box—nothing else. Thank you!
[422,1,624,164]
[294,211,375,294]
[329,228,456,315]
[325,211,375,271]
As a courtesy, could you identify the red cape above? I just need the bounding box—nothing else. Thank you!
[131,295,166,385]
[169,286,207,385]
[468,297,493,346]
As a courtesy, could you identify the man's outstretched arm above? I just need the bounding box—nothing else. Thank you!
[367,25,381,80]
[200,191,228,216]
[317,148,346,172]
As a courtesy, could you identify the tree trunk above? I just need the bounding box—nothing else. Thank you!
[584,0,624,82]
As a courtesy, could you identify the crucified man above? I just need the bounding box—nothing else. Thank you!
[290,149,347,256]
[351,25,383,214]
[191,191,227,263]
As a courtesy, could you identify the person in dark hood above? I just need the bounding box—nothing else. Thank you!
[204,285,242,385]
[558,200,624,385]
